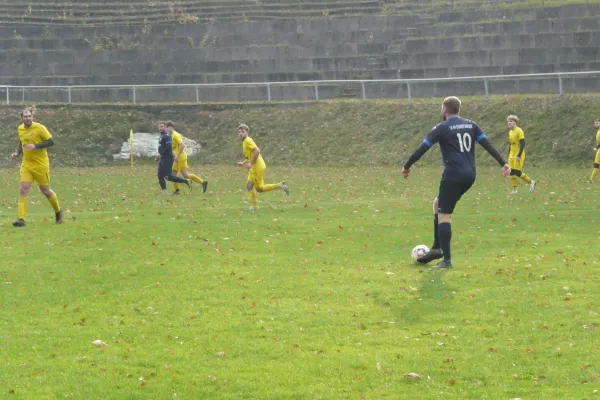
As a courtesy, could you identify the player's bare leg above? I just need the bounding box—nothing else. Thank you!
[417,197,443,264]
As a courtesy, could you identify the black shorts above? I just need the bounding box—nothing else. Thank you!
[437,178,474,214]
[157,159,173,177]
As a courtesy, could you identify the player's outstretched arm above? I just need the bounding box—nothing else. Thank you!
[478,137,511,176]
[402,142,431,178]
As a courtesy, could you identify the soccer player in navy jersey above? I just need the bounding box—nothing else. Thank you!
[157,121,191,195]
[401,96,511,269]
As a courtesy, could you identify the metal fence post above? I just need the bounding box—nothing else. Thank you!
[196,86,199,103]
[132,87,136,104]
[406,81,412,104]
[314,81,319,101]
[267,83,272,102]
[22,87,25,102]
[558,75,563,95]
[68,87,72,104]
[484,78,489,100]
[6,87,9,105]
[361,81,366,101]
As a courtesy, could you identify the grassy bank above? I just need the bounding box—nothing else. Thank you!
[0,95,598,168]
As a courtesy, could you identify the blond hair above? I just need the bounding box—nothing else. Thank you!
[21,105,37,118]
[238,124,249,133]
[442,96,461,115]
[507,115,519,123]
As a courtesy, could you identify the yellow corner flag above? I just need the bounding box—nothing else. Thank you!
[129,129,134,168]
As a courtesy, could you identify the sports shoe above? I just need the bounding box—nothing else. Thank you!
[186,179,192,191]
[432,260,452,269]
[12,218,26,227]
[510,189,518,195]
[281,181,290,195]
[55,210,63,224]
[586,180,593,184]
[417,248,443,264]
[249,206,257,212]
[529,180,537,193]
[172,190,181,196]
[202,181,208,193]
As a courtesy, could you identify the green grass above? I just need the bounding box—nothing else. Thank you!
[1,165,599,399]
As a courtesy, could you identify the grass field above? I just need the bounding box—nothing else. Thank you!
[0,164,599,399]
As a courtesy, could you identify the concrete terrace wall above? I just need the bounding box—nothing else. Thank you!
[1,2,600,102]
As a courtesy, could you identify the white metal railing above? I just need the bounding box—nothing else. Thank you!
[1,71,598,104]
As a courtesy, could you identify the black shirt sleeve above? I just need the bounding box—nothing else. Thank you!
[35,139,54,149]
[517,139,525,157]
[473,124,506,166]
[403,124,441,170]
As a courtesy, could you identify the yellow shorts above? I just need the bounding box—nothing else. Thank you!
[594,149,600,165]
[20,165,50,186]
[172,156,189,172]
[247,165,265,188]
[508,154,525,171]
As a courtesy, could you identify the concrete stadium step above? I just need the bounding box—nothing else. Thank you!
[1,0,383,14]
[409,15,600,39]
[2,61,597,88]
[390,30,600,54]
[387,46,600,70]
[0,1,385,22]
[0,4,388,24]
[0,37,93,51]
[0,68,406,86]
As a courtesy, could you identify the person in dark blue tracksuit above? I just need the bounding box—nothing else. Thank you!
[401,96,511,269]
[157,121,191,195]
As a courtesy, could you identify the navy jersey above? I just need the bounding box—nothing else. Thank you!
[158,131,174,162]
[423,116,487,181]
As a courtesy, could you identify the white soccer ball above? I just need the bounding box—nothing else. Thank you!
[411,245,430,262]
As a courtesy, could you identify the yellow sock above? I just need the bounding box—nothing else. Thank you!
[173,182,180,191]
[188,173,204,184]
[260,183,280,192]
[248,189,258,209]
[47,193,60,213]
[591,168,599,182]
[18,196,28,220]
[509,176,517,187]
[520,173,532,184]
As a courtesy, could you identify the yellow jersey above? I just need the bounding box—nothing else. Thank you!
[596,128,600,147]
[171,130,186,158]
[18,122,52,169]
[243,137,265,169]
[508,126,525,157]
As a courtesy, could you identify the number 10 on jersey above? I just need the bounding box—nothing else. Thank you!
[457,133,472,152]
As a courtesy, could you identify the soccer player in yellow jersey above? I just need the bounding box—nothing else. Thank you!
[236,124,289,211]
[586,119,600,183]
[506,115,536,194]
[10,107,62,227]
[165,121,208,194]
